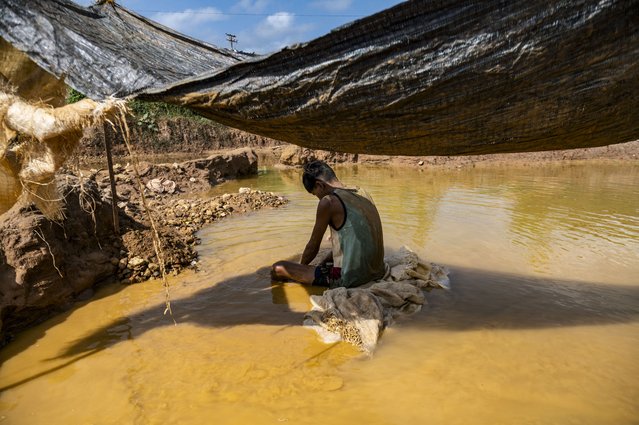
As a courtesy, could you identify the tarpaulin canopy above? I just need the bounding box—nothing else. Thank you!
[1,0,638,156]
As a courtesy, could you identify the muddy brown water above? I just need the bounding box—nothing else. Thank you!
[1,162,638,424]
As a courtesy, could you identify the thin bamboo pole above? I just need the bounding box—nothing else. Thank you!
[103,122,119,235]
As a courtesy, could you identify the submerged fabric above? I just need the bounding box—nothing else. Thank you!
[304,246,450,353]
[0,0,637,156]
[329,188,385,288]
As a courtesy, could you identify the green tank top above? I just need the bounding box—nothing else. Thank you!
[329,188,385,287]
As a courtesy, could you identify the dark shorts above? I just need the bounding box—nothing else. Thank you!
[313,263,342,287]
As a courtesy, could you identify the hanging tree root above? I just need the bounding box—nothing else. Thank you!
[33,226,64,278]
[1,88,176,322]
[110,105,176,323]
[0,90,122,219]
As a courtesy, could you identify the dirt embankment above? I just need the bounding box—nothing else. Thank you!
[80,117,281,158]
[274,141,639,168]
[80,116,639,167]
[0,148,287,345]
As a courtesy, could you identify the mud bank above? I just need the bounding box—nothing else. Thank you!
[79,117,639,168]
[79,116,281,159]
[0,149,287,345]
[273,140,639,168]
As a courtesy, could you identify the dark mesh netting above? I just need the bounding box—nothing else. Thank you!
[1,0,638,155]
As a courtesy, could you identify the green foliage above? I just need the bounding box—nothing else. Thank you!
[135,110,159,132]
[66,86,214,133]
[128,100,200,119]
[128,100,212,132]
[67,88,86,104]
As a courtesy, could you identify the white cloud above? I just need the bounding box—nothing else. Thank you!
[311,0,353,11]
[256,12,295,37]
[150,7,226,33]
[139,6,314,55]
[233,0,270,13]
[237,12,315,54]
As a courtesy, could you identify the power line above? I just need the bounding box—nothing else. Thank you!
[135,10,362,18]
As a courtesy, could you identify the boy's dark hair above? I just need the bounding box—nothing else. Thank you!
[302,160,337,193]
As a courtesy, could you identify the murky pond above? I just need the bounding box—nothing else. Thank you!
[1,162,638,424]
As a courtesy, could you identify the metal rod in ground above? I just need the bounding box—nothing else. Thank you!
[103,122,119,235]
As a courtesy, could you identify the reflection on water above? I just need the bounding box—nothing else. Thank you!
[1,162,638,424]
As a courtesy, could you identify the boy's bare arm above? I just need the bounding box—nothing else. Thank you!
[300,197,332,265]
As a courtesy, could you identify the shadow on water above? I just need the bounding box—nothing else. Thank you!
[1,264,638,392]
[53,265,639,359]
[415,266,639,331]
[51,265,311,359]
[0,278,129,365]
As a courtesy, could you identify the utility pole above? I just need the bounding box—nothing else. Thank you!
[225,33,237,51]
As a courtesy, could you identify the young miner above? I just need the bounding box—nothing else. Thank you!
[272,160,385,288]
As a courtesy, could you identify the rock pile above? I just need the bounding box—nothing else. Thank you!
[114,188,287,284]
[161,189,286,230]
[93,148,258,201]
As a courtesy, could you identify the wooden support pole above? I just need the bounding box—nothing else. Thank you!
[103,122,120,235]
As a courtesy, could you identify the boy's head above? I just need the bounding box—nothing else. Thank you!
[302,160,337,193]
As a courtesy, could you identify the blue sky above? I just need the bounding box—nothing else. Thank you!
[74,0,403,54]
